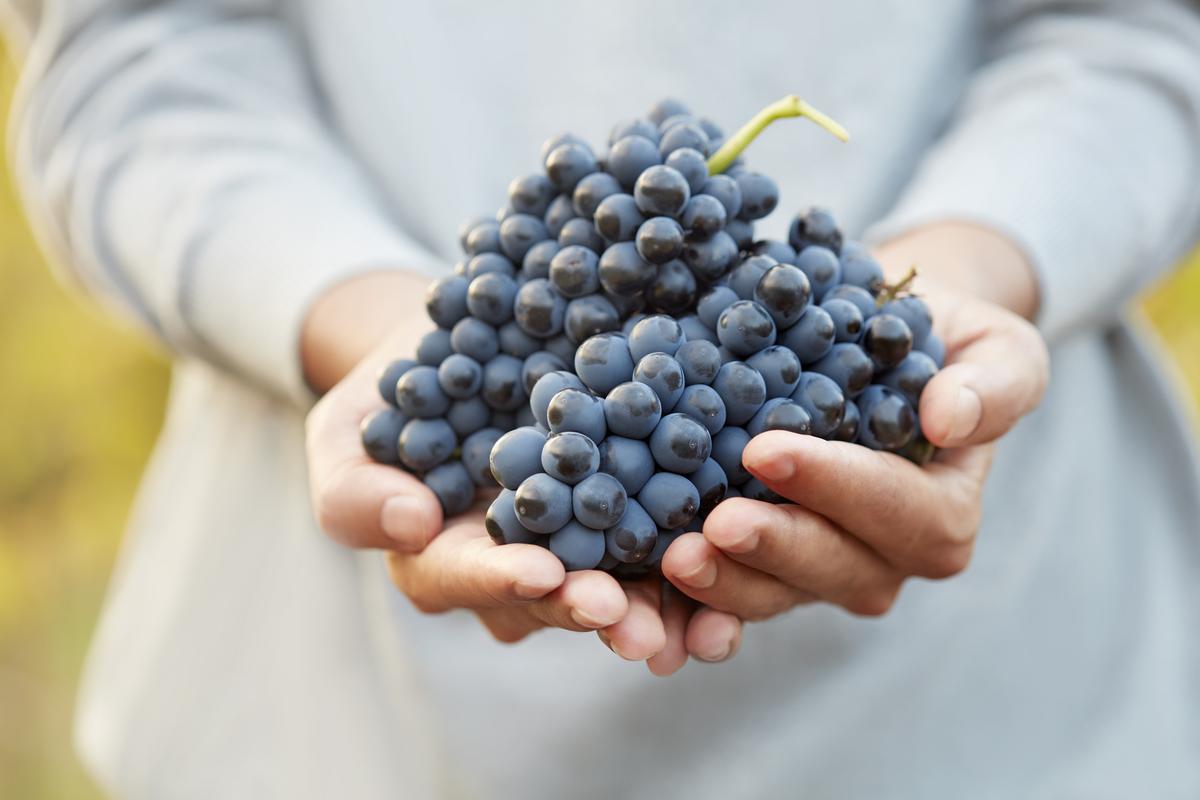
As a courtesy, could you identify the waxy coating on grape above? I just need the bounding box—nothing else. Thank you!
[543,194,576,238]
[680,194,728,237]
[499,213,549,264]
[790,372,847,439]
[572,333,634,396]
[628,315,686,362]
[658,122,710,158]
[635,216,685,264]
[649,413,713,474]
[646,98,691,126]
[598,240,656,296]
[564,295,620,344]
[638,472,701,530]
[746,345,802,398]
[678,315,719,346]
[417,328,455,366]
[862,313,914,371]
[832,399,861,442]
[513,279,567,338]
[795,246,842,301]
[558,217,606,252]
[361,407,406,465]
[821,297,864,343]
[664,148,709,194]
[603,381,663,439]
[712,361,767,426]
[682,231,738,282]
[675,339,722,386]
[752,239,797,265]
[396,365,450,418]
[460,427,503,487]
[549,521,607,571]
[464,220,502,256]
[546,388,607,443]
[549,245,601,299]
[609,118,659,145]
[634,165,691,218]
[880,351,939,407]
[397,418,456,472]
[754,263,811,329]
[724,219,755,250]
[545,142,598,192]
[466,252,516,280]
[486,489,541,545]
[425,276,470,329]
[607,135,662,190]
[572,172,623,219]
[717,300,777,357]
[697,285,739,330]
[920,334,946,368]
[521,240,560,281]
[728,255,777,300]
[788,207,843,254]
[593,193,646,243]
[529,372,586,429]
[700,174,743,218]
[377,359,416,406]
[633,352,686,413]
[856,385,918,451]
[782,305,836,364]
[879,296,934,348]
[825,284,876,320]
[604,499,657,564]
[497,322,540,359]
[463,272,516,326]
[514,473,575,534]
[437,353,483,399]
[481,355,527,411]
[811,342,874,398]
[447,396,490,438]
[424,461,475,516]
[540,132,590,165]
[675,384,728,436]
[647,259,698,315]
[598,436,656,496]
[840,251,885,294]
[711,426,752,485]
[746,397,813,437]
[573,472,628,530]
[735,172,779,220]
[541,431,600,485]
[508,173,555,217]
[689,458,729,516]
[490,426,549,490]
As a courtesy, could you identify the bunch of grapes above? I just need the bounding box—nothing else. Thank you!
[362,95,944,574]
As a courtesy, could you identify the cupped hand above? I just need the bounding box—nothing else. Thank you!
[662,278,1049,619]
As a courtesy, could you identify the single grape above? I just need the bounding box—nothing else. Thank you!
[460,427,503,487]
[466,252,516,280]
[573,472,628,530]
[548,245,600,299]
[650,413,713,474]
[540,132,590,165]
[397,418,456,471]
[879,296,934,347]
[564,295,620,344]
[513,278,566,338]
[633,352,686,412]
[680,194,727,238]
[459,216,491,253]
[396,365,450,418]
[665,148,709,194]
[824,284,876,320]
[557,217,606,252]
[543,194,577,238]
[499,213,549,264]
[593,193,646,243]
[717,300,777,357]
[542,334,578,366]
[628,315,686,362]
[700,174,743,218]
[621,312,647,337]
[638,472,701,530]
[678,315,718,346]
[609,117,659,145]
[598,436,656,495]
[689,458,728,516]
[781,305,836,364]
[636,217,685,264]
[735,172,778,220]
[790,372,847,439]
[490,426,549,489]
[697,285,740,329]
[634,165,691,218]
[659,122,710,157]
[751,239,797,265]
[481,354,526,411]
[746,397,812,437]
[545,142,597,192]
[604,499,657,564]
[675,339,722,386]
[821,297,864,343]
[425,276,470,329]
[574,333,635,396]
[788,207,843,254]
[674,384,727,435]
[682,231,739,283]
[447,396,491,438]
[508,173,555,217]
[862,313,914,371]
[919,334,946,368]
[572,172,623,220]
[603,381,662,439]
[746,345,802,398]
[724,219,755,250]
[754,263,812,329]
[541,431,600,484]
[521,240,560,281]
[647,98,691,126]
[711,426,752,485]
[856,385,918,451]
[795,246,842,302]
[498,321,541,359]
[514,473,574,534]
[464,220,502,256]
[697,117,724,140]
[417,328,456,366]
[879,350,938,407]
[486,489,541,545]
[464,272,517,326]
[810,343,874,398]
[648,259,698,315]
[521,351,568,395]
[728,254,777,300]
[607,135,662,190]
[377,358,416,406]
[598,240,656,297]
[546,388,607,442]
[549,520,607,571]
[840,252,885,295]
[436,353,483,399]
[832,398,860,442]
[361,407,407,465]
[712,361,767,426]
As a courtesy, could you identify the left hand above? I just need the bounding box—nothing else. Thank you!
[661,269,1049,620]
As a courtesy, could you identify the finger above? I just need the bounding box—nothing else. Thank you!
[646,585,693,676]
[921,315,1048,447]
[386,518,565,612]
[307,380,442,551]
[704,499,903,616]
[685,606,743,664]
[475,570,630,644]
[741,432,987,578]
[600,578,667,661]
[661,533,810,621]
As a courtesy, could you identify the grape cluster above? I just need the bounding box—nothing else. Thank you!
[362,97,943,574]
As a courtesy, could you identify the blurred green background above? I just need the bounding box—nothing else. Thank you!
[1,56,1199,800]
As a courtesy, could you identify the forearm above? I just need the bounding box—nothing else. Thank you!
[872,222,1040,320]
[301,270,435,394]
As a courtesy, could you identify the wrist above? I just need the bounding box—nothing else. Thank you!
[871,222,1040,320]
[301,269,434,394]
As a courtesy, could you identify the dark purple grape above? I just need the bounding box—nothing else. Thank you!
[919,334,946,368]
[486,489,540,545]
[557,217,606,252]
[513,278,566,337]
[862,313,914,370]
[633,353,686,412]
[879,351,938,407]
[790,372,846,439]
[821,297,864,343]
[541,431,600,485]
[573,472,628,530]
[754,263,811,329]
[712,361,767,426]
[856,385,918,451]
[840,252,885,295]
[746,397,812,437]
[498,322,541,359]
[572,172,623,220]
[751,239,797,265]
[728,255,777,300]
[465,220,502,256]
[788,207,843,253]
[700,174,743,218]
[490,426,548,489]
[460,427,503,487]
[647,98,691,126]
[543,194,576,238]
[499,213,549,264]
[514,473,574,534]
[638,472,701,530]
[635,217,685,264]
[665,148,709,194]
[781,305,835,364]
[542,334,577,366]
[397,418,456,471]
[521,240,560,281]
[549,521,606,571]
[711,426,752,485]
[724,219,755,250]
[521,350,568,395]
[659,122,710,157]
[689,458,728,516]
[594,193,646,243]
[574,333,635,396]
[795,246,842,301]
[746,345,802,398]
[529,371,586,429]
[508,173,555,217]
[481,354,526,411]
[810,343,873,398]
[602,381,662,439]
[697,118,724,140]
[361,407,406,465]
[564,295,620,344]
[545,143,597,192]
[396,365,450,418]
[377,359,416,406]
[879,296,934,347]
[609,118,659,145]
[447,396,490,438]
[824,284,876,320]
[650,413,712,474]
[697,285,739,329]
[549,245,600,299]
[466,252,516,280]
[607,135,662,190]
[540,132,590,165]
[465,272,517,326]
[628,315,686,361]
[598,240,656,297]
[680,194,728,237]
[678,314,719,346]
[682,231,739,282]
[716,300,777,357]
[832,399,860,442]
[436,353,482,399]
[425,276,470,329]
[459,216,491,253]
[634,165,691,218]
[647,259,698,315]
[604,499,657,564]
[675,339,722,385]
[735,172,778,220]
[598,436,656,495]
[674,384,727,435]
[546,388,607,442]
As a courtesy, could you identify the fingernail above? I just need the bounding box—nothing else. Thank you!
[948,386,983,442]
[696,633,739,663]
[751,451,794,482]
[380,496,429,551]
[721,527,759,554]
[676,557,717,589]
[570,607,615,629]
[513,579,555,600]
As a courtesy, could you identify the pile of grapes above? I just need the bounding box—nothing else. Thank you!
[361,96,944,575]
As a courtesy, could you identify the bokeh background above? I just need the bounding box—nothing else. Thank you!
[0,53,1198,800]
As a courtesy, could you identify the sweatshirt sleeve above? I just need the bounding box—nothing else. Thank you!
[3,1,442,405]
[865,0,1200,343]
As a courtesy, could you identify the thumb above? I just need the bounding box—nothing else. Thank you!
[919,316,1049,447]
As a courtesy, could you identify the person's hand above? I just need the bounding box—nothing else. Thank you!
[301,272,743,673]
[661,225,1050,620]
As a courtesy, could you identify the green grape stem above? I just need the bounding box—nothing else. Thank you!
[706,95,850,175]
[876,265,920,307]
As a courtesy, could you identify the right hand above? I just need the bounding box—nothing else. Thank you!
[302,274,742,673]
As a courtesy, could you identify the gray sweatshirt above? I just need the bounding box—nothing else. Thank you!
[4,1,1200,797]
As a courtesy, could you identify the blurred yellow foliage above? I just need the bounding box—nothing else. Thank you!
[0,51,1198,800]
